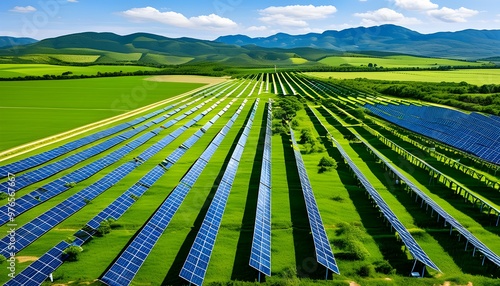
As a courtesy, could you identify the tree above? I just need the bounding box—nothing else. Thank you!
[367,63,373,68]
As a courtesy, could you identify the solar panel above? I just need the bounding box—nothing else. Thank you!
[4,241,70,286]
[180,99,259,286]
[288,127,340,275]
[249,100,273,277]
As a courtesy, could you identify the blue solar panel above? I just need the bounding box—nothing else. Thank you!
[4,241,70,286]
[249,100,272,277]
[180,99,259,286]
[289,127,339,275]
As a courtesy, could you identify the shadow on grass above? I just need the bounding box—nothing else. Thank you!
[350,127,500,277]
[306,107,413,275]
[281,133,328,279]
[161,106,252,285]
[230,103,268,281]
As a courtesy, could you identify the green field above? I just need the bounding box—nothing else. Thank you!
[0,77,205,151]
[306,69,500,85]
[0,73,499,286]
[0,64,161,78]
[319,55,489,68]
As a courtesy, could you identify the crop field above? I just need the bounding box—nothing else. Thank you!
[306,69,500,85]
[0,77,206,151]
[0,73,500,286]
[0,64,161,78]
[319,55,490,68]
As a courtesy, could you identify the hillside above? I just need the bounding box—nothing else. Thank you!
[0,32,321,67]
[0,36,37,48]
[216,24,500,59]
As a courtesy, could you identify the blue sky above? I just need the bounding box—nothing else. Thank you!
[1,0,498,40]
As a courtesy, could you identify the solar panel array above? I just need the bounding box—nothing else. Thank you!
[288,128,339,275]
[307,107,440,272]
[364,104,500,165]
[100,99,250,286]
[249,100,272,276]
[3,82,239,286]
[355,133,500,268]
[0,96,215,226]
[0,96,229,256]
[179,99,259,286]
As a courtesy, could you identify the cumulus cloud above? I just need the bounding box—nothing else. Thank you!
[355,8,421,26]
[247,26,267,31]
[258,5,337,27]
[427,7,479,23]
[10,6,37,13]
[393,0,438,11]
[121,7,237,30]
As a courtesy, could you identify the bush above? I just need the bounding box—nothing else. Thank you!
[63,245,83,262]
[318,156,338,172]
[0,255,6,264]
[291,118,301,130]
[374,260,394,274]
[0,193,8,200]
[357,264,375,277]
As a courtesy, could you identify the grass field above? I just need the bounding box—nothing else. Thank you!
[0,64,161,78]
[306,69,500,85]
[0,73,499,286]
[319,55,490,68]
[0,76,206,151]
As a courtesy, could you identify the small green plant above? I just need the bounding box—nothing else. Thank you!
[64,181,77,188]
[0,193,8,200]
[63,245,83,262]
[374,260,394,274]
[357,264,375,277]
[318,156,338,172]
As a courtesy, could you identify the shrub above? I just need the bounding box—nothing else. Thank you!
[357,264,375,277]
[0,193,8,200]
[63,246,83,262]
[374,260,394,274]
[318,156,338,172]
[0,255,6,264]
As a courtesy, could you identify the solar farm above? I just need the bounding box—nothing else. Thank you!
[1,72,500,286]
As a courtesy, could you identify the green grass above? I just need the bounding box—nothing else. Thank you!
[0,76,205,151]
[306,70,500,85]
[139,53,194,65]
[0,64,161,78]
[48,54,101,63]
[319,55,489,68]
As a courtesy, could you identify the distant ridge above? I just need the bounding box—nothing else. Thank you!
[0,36,38,48]
[216,24,500,59]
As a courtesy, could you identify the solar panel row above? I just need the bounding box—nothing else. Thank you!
[180,99,259,286]
[100,99,250,286]
[288,127,340,275]
[249,100,272,276]
[355,133,500,268]
[307,107,440,272]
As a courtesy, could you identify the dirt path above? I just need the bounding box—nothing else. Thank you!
[0,77,229,162]
[16,256,38,263]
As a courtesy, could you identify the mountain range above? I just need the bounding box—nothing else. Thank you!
[1,25,499,66]
[216,25,500,59]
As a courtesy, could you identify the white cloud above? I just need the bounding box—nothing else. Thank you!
[247,26,267,32]
[258,5,337,27]
[427,7,479,23]
[355,8,421,26]
[393,0,438,11]
[9,6,37,13]
[121,7,237,30]
[67,0,78,2]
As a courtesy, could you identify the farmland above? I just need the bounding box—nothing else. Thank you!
[1,71,499,286]
[319,55,490,68]
[0,77,205,151]
[306,69,500,85]
[0,64,161,78]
